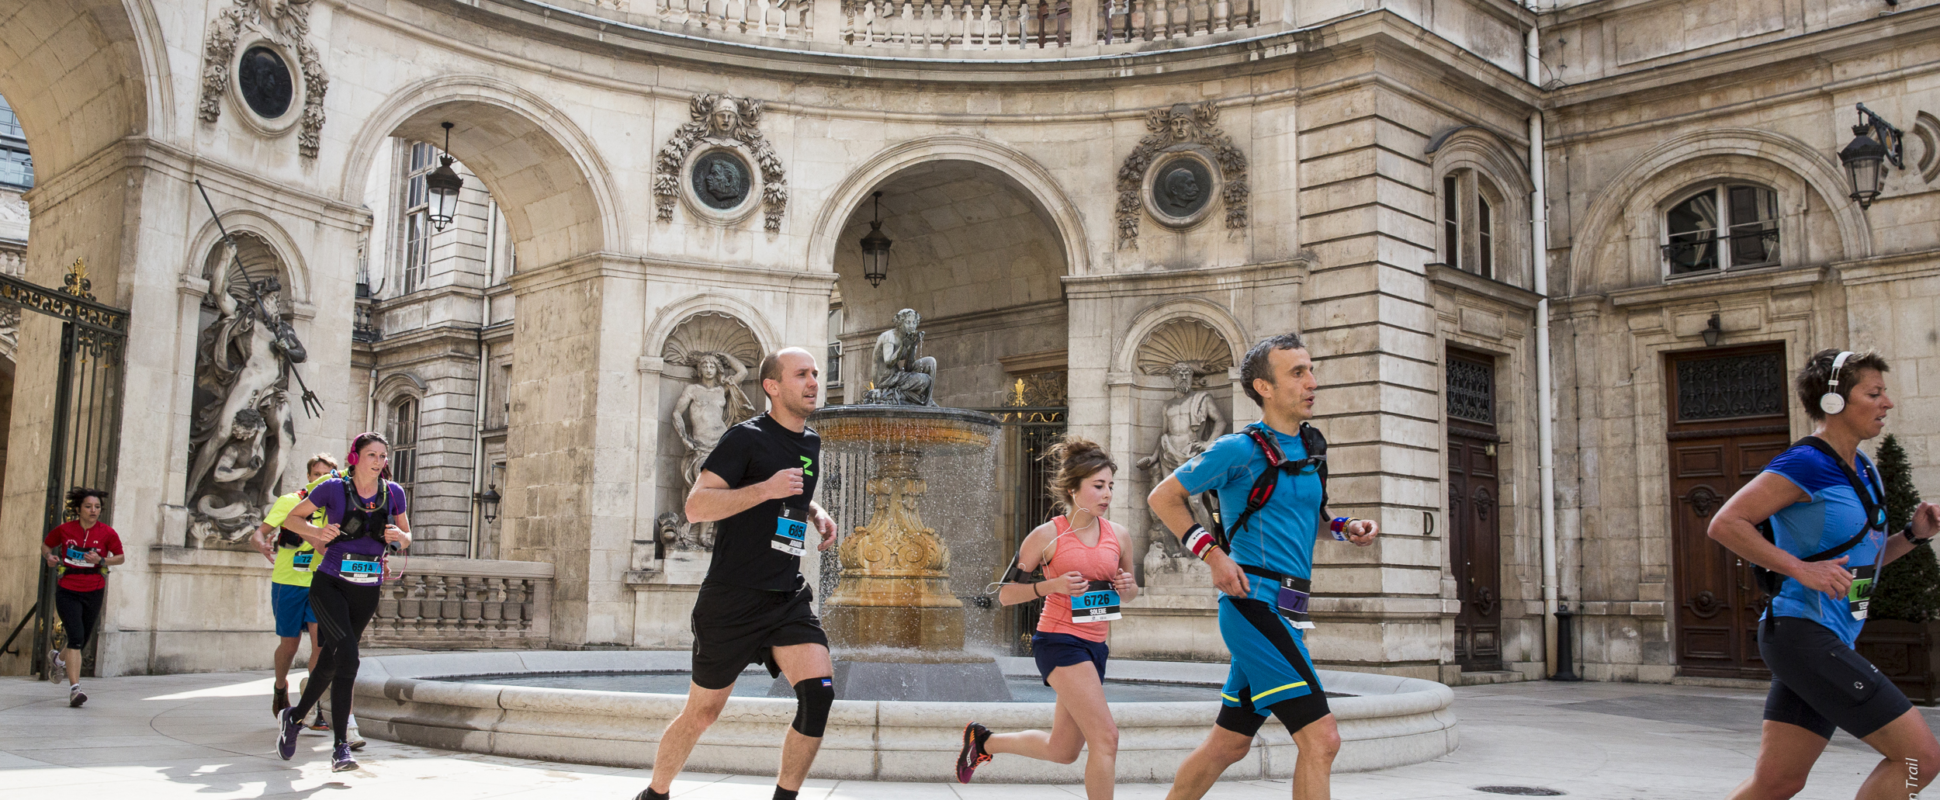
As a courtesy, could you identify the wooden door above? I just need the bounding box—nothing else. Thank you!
[1667,345,1791,679]
[1447,350,1502,671]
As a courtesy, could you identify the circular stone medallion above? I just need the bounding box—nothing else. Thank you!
[237,46,294,119]
[691,151,753,210]
[1150,156,1214,221]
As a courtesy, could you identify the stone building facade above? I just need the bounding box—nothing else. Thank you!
[0,0,1931,686]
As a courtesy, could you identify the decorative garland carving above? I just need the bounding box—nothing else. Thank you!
[197,0,329,158]
[1115,102,1250,249]
[655,94,789,232]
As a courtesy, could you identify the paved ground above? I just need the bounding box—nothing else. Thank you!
[4,669,1937,799]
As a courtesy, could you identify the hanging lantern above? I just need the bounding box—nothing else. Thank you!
[859,191,892,288]
[426,121,464,231]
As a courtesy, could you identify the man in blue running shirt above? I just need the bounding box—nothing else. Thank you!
[1148,332,1378,800]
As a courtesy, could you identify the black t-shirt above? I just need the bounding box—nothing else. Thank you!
[699,413,821,591]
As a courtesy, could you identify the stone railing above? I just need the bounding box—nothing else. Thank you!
[366,558,553,649]
[1096,0,1258,44]
[657,0,814,39]
[843,0,1072,49]
[619,0,1275,51]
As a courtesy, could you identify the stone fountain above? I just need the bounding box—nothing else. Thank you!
[794,308,1010,701]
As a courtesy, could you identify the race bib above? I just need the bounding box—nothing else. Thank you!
[62,545,92,569]
[291,550,315,573]
[1071,580,1121,622]
[1274,575,1315,629]
[1850,564,1879,621]
[771,505,809,557]
[340,554,382,585]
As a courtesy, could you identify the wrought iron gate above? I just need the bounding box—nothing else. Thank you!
[0,262,128,679]
[979,405,1066,655]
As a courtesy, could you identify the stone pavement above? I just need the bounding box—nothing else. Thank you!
[3,669,1937,799]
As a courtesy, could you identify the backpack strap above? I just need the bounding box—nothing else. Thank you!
[1221,423,1329,543]
[1753,436,1886,596]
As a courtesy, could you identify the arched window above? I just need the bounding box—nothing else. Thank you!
[387,396,420,492]
[1440,170,1501,281]
[1663,183,1779,276]
[399,142,445,295]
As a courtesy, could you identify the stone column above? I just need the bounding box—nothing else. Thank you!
[1294,72,1450,680]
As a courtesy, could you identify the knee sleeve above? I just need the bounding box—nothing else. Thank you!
[791,677,835,738]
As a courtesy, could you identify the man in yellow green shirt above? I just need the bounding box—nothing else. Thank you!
[252,455,339,725]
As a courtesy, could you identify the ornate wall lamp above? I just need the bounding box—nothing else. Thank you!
[1838,103,1905,209]
[859,190,892,288]
[474,485,502,522]
[426,121,465,230]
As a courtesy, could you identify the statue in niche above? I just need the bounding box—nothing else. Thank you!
[187,244,309,546]
[672,351,755,494]
[656,510,712,553]
[863,308,938,406]
[1136,361,1227,479]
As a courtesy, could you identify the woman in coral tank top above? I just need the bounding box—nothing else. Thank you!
[955,435,1139,798]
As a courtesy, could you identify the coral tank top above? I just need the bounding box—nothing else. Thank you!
[1035,515,1123,643]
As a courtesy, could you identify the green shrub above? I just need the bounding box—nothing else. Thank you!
[1869,434,1940,623]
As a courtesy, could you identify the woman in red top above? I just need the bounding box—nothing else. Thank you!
[40,487,125,707]
[956,436,1138,799]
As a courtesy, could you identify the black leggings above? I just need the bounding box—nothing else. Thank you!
[53,587,104,650]
[293,572,380,745]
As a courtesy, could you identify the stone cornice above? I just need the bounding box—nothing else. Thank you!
[1062,257,1313,299]
[1834,246,1940,288]
[1428,263,1545,311]
[506,251,836,296]
[1600,264,1828,309]
[27,135,369,231]
[1543,5,1940,122]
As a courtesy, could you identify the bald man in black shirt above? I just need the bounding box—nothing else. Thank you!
[637,347,839,800]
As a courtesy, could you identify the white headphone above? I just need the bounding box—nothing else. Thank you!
[1819,351,1855,416]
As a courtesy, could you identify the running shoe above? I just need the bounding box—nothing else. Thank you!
[309,708,330,732]
[955,721,992,783]
[272,684,290,718]
[346,720,365,751]
[330,742,358,772]
[67,685,87,708]
[47,650,64,683]
[276,707,303,760]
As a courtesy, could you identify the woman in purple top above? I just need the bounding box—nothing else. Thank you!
[274,431,412,772]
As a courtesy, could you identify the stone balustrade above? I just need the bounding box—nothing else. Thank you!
[658,0,814,40]
[623,0,1277,52]
[366,558,553,650]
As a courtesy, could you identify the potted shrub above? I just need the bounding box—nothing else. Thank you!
[1856,434,1940,705]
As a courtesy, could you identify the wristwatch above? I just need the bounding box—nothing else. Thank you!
[1902,524,1932,547]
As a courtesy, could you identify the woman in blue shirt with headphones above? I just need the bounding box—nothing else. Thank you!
[1711,349,1940,799]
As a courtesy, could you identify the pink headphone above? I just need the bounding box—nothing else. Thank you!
[347,431,381,467]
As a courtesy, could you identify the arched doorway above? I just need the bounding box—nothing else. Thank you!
[828,157,1074,653]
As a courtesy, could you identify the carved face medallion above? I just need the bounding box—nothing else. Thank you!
[238,46,294,119]
[691,151,751,210]
[1151,156,1213,219]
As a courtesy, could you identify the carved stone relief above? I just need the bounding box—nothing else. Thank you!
[187,235,310,547]
[199,0,329,158]
[1133,317,1233,566]
[661,312,765,551]
[1115,102,1250,249]
[655,94,789,231]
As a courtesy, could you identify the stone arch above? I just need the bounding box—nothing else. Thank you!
[1115,299,1249,375]
[339,75,622,269]
[645,294,782,363]
[0,0,167,181]
[1430,126,1534,288]
[809,134,1091,278]
[185,210,314,312]
[1568,128,1871,297]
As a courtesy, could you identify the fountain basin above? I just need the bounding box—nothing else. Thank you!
[352,651,1457,781]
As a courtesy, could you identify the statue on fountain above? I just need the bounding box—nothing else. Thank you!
[863,308,937,406]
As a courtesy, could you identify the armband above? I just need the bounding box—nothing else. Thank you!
[1002,563,1032,584]
[1183,524,1216,558]
[1331,517,1351,534]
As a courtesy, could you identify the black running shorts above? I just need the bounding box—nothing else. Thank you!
[690,582,829,691]
[53,587,104,649]
[1759,615,1912,740]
